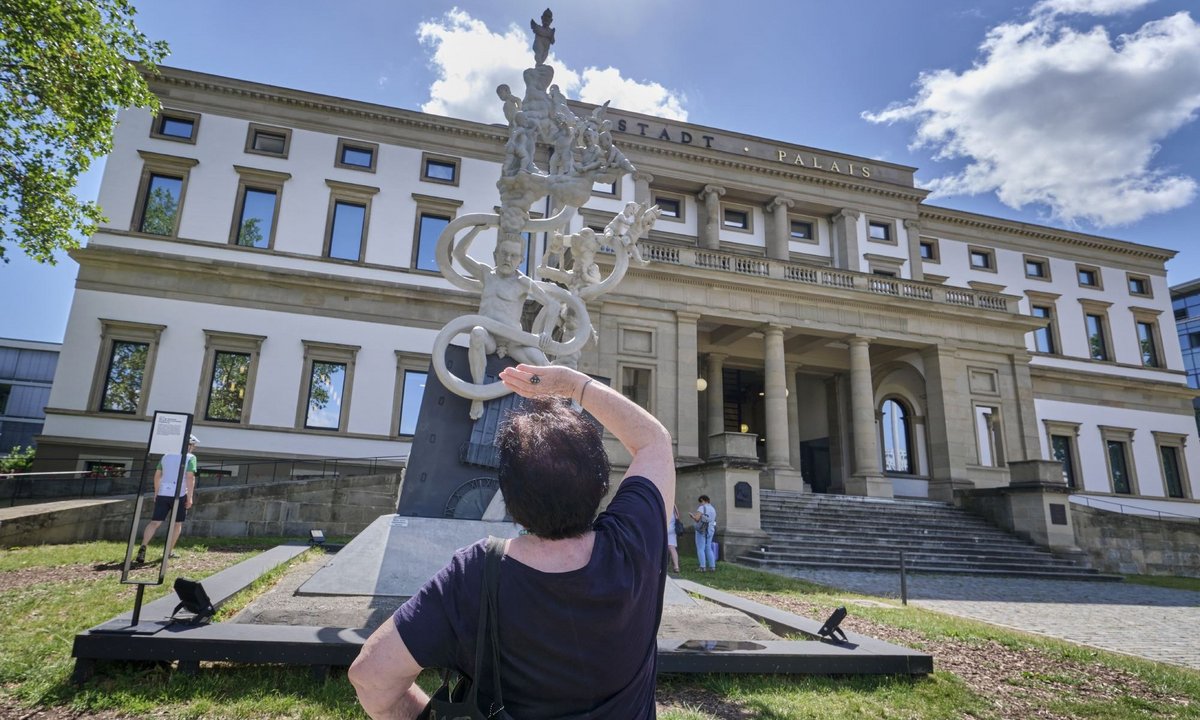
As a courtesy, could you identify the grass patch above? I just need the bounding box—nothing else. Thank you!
[1124,574,1200,592]
[4,544,1200,719]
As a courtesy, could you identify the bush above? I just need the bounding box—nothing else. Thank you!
[0,445,35,474]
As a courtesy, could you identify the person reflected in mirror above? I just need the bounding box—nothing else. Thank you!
[135,434,198,564]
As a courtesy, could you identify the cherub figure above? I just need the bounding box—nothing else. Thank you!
[496,84,520,127]
[548,111,576,175]
[530,8,555,65]
[540,227,602,291]
[502,110,539,176]
[604,201,657,266]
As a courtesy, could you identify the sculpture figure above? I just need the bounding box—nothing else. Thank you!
[604,201,659,266]
[548,111,577,175]
[496,84,520,127]
[530,8,555,65]
[454,232,556,420]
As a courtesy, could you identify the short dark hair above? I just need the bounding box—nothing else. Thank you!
[698,495,710,503]
[496,397,610,539]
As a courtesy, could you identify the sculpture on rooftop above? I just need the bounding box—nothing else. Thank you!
[429,8,659,418]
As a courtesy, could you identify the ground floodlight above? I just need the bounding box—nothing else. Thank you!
[309,529,326,545]
[817,606,848,643]
[170,578,215,625]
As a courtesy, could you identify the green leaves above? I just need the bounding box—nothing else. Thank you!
[0,0,167,264]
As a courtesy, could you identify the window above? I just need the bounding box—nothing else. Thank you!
[968,246,995,272]
[244,123,292,158]
[723,207,749,230]
[229,166,290,249]
[131,151,198,237]
[1024,255,1050,280]
[919,240,935,260]
[149,109,200,143]
[1100,426,1137,495]
[1031,305,1057,354]
[1051,434,1077,488]
[90,320,164,415]
[298,341,359,432]
[865,253,904,278]
[790,219,814,241]
[867,220,892,243]
[1136,319,1162,367]
[411,194,463,272]
[974,404,1004,467]
[324,180,379,263]
[198,331,264,424]
[1077,264,1102,289]
[1127,274,1151,297]
[335,138,378,172]
[83,459,131,479]
[880,398,913,474]
[0,384,10,414]
[421,152,459,186]
[394,352,430,437]
[592,180,618,196]
[657,197,681,219]
[1153,432,1190,499]
[1080,300,1114,361]
[621,366,653,411]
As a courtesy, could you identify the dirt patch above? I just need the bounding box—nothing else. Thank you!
[0,547,261,594]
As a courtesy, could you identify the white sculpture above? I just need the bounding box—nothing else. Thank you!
[428,9,660,417]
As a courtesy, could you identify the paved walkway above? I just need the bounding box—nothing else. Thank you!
[772,568,1200,670]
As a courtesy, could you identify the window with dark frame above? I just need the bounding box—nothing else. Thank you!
[1051,434,1077,488]
[415,213,451,272]
[1128,276,1149,296]
[139,174,183,235]
[1025,258,1047,278]
[1078,267,1099,287]
[1107,439,1132,494]
[0,383,10,414]
[328,201,366,262]
[397,369,427,436]
[656,197,681,218]
[969,249,993,270]
[1161,445,1185,498]
[919,241,935,260]
[790,220,813,240]
[158,116,195,140]
[868,221,891,242]
[423,158,457,184]
[592,180,617,195]
[723,208,748,230]
[205,351,251,422]
[1086,314,1109,361]
[1137,320,1161,367]
[1031,305,1056,353]
[880,398,912,473]
[234,187,277,248]
[100,341,149,413]
[305,361,347,430]
[621,367,652,410]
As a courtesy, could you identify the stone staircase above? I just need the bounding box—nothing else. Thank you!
[739,490,1120,581]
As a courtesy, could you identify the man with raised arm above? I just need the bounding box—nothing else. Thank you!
[351,363,676,719]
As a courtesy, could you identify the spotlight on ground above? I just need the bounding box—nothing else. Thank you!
[817,606,848,643]
[309,529,326,546]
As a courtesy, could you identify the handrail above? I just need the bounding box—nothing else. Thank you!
[606,240,1018,314]
[1070,494,1200,522]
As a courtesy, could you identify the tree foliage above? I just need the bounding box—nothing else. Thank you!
[100,341,148,412]
[0,0,168,264]
[0,445,35,474]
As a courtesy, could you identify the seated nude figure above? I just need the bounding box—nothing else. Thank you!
[456,234,554,420]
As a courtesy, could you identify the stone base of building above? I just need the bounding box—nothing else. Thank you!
[845,473,893,498]
[760,467,808,493]
[957,459,1082,555]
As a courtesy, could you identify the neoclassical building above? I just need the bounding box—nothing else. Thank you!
[36,67,1199,530]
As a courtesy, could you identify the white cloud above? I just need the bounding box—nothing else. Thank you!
[417,9,685,124]
[1033,0,1155,17]
[864,10,1200,226]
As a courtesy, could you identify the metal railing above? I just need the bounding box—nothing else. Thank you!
[1,454,407,508]
[1070,494,1200,522]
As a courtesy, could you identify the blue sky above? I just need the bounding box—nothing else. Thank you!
[3,0,1199,343]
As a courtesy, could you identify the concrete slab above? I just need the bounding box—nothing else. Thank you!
[298,514,521,597]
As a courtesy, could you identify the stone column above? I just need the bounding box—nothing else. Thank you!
[699,185,725,250]
[675,311,701,462]
[1009,351,1040,464]
[786,363,801,471]
[766,196,794,261]
[921,344,972,501]
[706,353,727,451]
[847,336,891,497]
[904,219,924,281]
[763,324,790,469]
[633,172,654,205]
[830,207,861,272]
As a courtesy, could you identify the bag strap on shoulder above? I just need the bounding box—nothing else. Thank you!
[471,536,506,714]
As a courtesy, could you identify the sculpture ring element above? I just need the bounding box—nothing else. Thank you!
[435,208,576,293]
[431,283,591,402]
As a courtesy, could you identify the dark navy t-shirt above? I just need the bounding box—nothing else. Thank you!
[394,475,667,719]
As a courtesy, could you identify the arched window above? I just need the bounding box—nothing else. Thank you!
[881,398,913,474]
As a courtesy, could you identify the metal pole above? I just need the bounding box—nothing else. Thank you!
[899,550,908,606]
[131,584,147,626]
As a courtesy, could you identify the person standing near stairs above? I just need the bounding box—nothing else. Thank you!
[134,434,198,564]
[690,495,717,572]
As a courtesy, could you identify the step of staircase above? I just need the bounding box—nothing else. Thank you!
[744,490,1120,582]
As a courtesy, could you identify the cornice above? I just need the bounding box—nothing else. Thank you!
[919,205,1176,263]
[1030,363,1195,399]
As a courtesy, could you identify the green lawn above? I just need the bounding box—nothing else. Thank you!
[2,541,1198,719]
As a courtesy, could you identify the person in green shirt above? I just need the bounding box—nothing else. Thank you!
[135,435,198,563]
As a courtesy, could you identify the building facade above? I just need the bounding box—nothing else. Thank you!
[1170,279,1200,430]
[1,338,59,455]
[35,66,1200,519]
